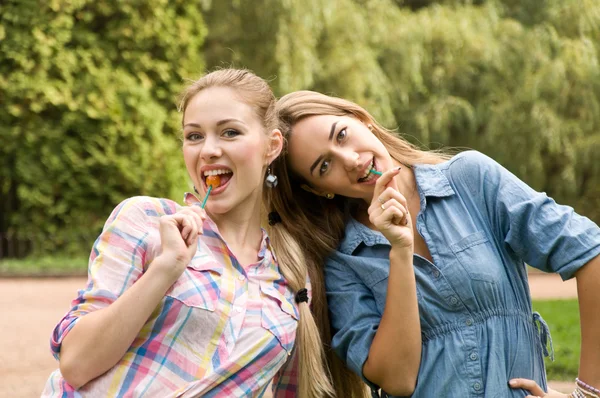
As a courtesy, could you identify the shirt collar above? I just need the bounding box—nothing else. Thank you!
[338,162,455,255]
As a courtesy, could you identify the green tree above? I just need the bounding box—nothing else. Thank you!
[0,0,207,255]
[202,0,600,223]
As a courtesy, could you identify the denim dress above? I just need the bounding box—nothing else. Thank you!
[325,151,600,398]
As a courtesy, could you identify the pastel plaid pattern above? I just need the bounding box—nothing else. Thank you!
[41,196,300,397]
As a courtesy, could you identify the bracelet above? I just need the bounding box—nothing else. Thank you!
[577,378,600,396]
[574,385,600,398]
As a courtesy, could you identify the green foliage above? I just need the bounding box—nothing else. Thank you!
[2,0,599,257]
[203,0,600,224]
[533,299,580,381]
[0,0,206,255]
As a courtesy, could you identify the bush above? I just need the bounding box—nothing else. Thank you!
[0,0,207,255]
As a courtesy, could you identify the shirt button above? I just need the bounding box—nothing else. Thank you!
[449,296,458,305]
[470,352,478,361]
[473,382,481,391]
[433,270,440,278]
[235,307,243,313]
[465,318,473,326]
[238,274,245,281]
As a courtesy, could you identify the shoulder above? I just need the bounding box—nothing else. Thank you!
[105,196,181,226]
[445,150,499,176]
[441,150,505,193]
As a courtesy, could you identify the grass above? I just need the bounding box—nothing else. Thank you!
[532,299,580,381]
[0,255,88,277]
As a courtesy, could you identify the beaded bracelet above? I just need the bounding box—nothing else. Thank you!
[577,378,600,396]
[574,385,600,398]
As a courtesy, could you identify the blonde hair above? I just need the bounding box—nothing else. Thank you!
[266,90,452,397]
[179,72,334,397]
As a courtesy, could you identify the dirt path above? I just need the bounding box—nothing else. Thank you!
[0,273,576,397]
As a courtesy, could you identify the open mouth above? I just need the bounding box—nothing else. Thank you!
[358,157,378,183]
[203,168,233,190]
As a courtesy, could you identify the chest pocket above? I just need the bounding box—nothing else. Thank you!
[450,230,501,283]
[259,283,299,353]
[165,258,223,311]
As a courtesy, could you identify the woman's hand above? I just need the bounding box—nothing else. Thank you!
[368,167,413,249]
[154,205,207,281]
[509,378,570,398]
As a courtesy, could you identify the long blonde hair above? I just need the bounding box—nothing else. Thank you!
[266,90,452,397]
[179,72,335,397]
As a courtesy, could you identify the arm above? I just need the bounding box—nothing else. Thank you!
[57,197,203,388]
[59,256,181,388]
[327,252,420,396]
[458,152,600,395]
[575,254,600,389]
[363,166,421,395]
[362,248,421,395]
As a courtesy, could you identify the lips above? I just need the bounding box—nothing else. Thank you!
[200,165,233,193]
[358,157,377,183]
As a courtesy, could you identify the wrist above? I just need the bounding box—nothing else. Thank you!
[147,255,185,285]
[389,246,413,264]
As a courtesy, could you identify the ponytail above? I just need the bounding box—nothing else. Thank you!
[268,221,335,397]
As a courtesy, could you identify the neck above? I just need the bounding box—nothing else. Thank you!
[209,194,264,261]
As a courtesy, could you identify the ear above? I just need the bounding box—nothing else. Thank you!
[265,128,284,165]
[300,184,328,197]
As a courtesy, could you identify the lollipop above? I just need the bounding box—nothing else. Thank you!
[201,175,221,208]
[206,175,221,188]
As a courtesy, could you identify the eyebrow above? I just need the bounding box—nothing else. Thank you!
[183,118,245,130]
[309,121,338,175]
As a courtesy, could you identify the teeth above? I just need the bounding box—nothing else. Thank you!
[203,169,231,176]
[360,160,374,180]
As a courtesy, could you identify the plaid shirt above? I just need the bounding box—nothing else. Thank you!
[42,196,300,397]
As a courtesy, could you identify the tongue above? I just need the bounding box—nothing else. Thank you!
[216,173,232,187]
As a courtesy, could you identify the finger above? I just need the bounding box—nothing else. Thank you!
[372,167,401,201]
[509,379,545,396]
[375,206,405,227]
[183,192,202,207]
[178,215,196,243]
[180,209,204,235]
[383,186,409,209]
[184,216,198,245]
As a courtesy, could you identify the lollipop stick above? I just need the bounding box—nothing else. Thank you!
[201,185,213,209]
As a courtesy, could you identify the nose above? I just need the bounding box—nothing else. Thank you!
[200,134,222,160]
[339,149,360,171]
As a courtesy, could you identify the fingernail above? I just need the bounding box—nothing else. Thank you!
[396,166,402,171]
[508,380,516,386]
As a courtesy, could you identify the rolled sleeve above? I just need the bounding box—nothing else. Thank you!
[325,257,381,391]
[50,196,157,359]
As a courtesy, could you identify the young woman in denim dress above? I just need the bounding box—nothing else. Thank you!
[265,90,600,398]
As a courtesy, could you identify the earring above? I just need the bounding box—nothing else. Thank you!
[368,124,374,132]
[325,193,334,199]
[265,166,278,188]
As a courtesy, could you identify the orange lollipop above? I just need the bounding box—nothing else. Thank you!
[206,175,221,188]
[201,175,221,208]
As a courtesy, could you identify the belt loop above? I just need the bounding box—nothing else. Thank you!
[533,311,555,361]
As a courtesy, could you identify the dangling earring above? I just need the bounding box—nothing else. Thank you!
[368,124,374,132]
[194,186,199,194]
[265,166,278,188]
[325,193,334,199]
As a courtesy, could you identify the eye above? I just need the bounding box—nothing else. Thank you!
[186,132,203,141]
[222,129,240,138]
[336,128,347,142]
[319,159,330,176]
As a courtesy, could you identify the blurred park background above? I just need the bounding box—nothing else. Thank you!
[1,0,598,390]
